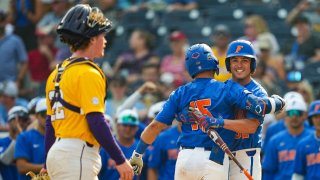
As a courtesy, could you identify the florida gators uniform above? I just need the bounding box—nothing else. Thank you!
[156,78,273,180]
[294,133,320,180]
[148,126,180,180]
[262,129,313,180]
[229,79,267,180]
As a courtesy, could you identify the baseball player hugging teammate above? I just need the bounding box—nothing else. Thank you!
[129,43,285,179]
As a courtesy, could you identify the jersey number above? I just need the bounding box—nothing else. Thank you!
[235,133,249,139]
[48,91,65,120]
[190,99,212,131]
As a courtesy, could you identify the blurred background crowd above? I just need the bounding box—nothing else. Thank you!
[0,0,320,179]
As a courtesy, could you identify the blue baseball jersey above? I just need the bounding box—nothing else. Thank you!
[99,140,138,180]
[14,129,45,180]
[230,79,267,151]
[148,126,180,180]
[156,78,251,149]
[0,137,18,180]
[262,129,313,180]
[135,123,146,140]
[294,133,320,179]
[263,119,314,153]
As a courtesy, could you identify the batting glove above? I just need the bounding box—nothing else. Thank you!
[188,107,224,132]
[129,151,143,175]
[271,94,286,113]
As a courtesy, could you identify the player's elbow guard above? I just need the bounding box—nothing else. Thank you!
[246,94,285,116]
[269,95,286,113]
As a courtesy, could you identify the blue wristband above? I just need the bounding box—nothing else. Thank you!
[136,139,149,154]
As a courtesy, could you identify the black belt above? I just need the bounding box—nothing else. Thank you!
[57,138,94,148]
[181,146,211,151]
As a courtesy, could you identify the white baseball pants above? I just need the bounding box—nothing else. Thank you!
[229,148,261,180]
[46,138,101,180]
[175,147,229,180]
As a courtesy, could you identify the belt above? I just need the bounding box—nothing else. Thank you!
[57,138,94,148]
[181,146,211,151]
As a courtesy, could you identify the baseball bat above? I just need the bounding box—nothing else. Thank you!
[207,129,254,180]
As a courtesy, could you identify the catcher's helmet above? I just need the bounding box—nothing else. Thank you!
[57,4,112,38]
[225,40,257,73]
[308,100,320,126]
[8,106,29,121]
[185,44,219,78]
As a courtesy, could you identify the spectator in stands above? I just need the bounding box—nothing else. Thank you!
[160,31,189,86]
[240,15,279,55]
[252,36,285,95]
[99,109,140,180]
[129,63,162,110]
[28,26,57,97]
[166,0,198,11]
[296,80,315,105]
[113,29,159,85]
[105,75,145,119]
[9,0,45,51]
[0,11,28,88]
[0,81,29,131]
[0,106,30,180]
[37,0,71,61]
[117,81,157,125]
[287,0,320,36]
[283,16,320,71]
[14,98,46,180]
[211,24,232,82]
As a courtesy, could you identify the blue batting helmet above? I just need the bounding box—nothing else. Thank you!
[185,43,219,78]
[225,40,257,73]
[308,100,320,126]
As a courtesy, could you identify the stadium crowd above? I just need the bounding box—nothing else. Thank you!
[0,0,319,179]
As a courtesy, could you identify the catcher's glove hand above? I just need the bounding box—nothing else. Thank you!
[26,171,50,180]
[129,150,143,175]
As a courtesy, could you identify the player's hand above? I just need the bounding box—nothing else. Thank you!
[129,150,143,175]
[271,94,286,112]
[115,159,134,180]
[138,81,157,94]
[188,107,224,132]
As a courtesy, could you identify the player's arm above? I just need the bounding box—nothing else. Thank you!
[130,120,168,175]
[16,159,43,174]
[0,140,16,165]
[148,168,158,180]
[189,108,259,133]
[227,82,285,117]
[223,118,260,134]
[44,116,55,168]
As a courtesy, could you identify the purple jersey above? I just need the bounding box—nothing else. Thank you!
[262,129,313,180]
[148,126,180,180]
[230,79,268,151]
[294,132,320,179]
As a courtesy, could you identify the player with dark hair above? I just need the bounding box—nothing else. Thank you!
[43,4,133,180]
[225,40,267,179]
[129,43,285,179]
[292,100,320,180]
[183,40,275,179]
[262,95,313,179]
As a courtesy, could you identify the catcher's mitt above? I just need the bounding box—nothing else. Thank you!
[26,171,50,180]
